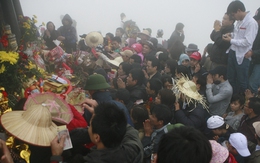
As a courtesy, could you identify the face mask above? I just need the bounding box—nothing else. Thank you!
[213,80,221,85]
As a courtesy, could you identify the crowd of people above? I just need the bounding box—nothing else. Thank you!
[0,1,260,163]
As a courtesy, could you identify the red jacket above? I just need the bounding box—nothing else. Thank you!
[67,104,87,131]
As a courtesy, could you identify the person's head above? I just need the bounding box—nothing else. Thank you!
[146,56,160,75]
[176,65,190,79]
[254,8,260,25]
[105,33,114,40]
[175,22,184,32]
[129,55,142,65]
[46,21,55,31]
[161,75,173,90]
[84,74,111,95]
[222,13,235,27]
[230,94,245,112]
[61,14,73,26]
[115,27,124,37]
[158,51,169,68]
[207,115,229,136]
[93,68,109,82]
[120,13,126,20]
[185,43,199,56]
[165,59,178,77]
[192,73,207,92]
[178,53,190,67]
[138,30,150,41]
[244,97,260,116]
[149,37,158,50]
[209,140,229,163]
[150,104,172,128]
[118,62,132,76]
[155,89,176,107]
[227,133,250,157]
[209,66,228,84]
[226,1,246,21]
[157,126,212,163]
[157,29,163,37]
[142,41,154,55]
[131,105,149,130]
[88,102,127,148]
[131,43,143,54]
[115,88,130,105]
[111,36,121,50]
[189,52,201,68]
[146,78,163,96]
[126,68,144,87]
[120,50,133,63]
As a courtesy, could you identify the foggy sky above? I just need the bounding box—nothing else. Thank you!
[20,0,259,53]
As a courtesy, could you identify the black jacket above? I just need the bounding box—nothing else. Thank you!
[127,85,147,103]
[210,25,234,64]
[251,26,260,65]
[167,30,185,49]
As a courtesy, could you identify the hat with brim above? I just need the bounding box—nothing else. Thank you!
[120,50,133,58]
[24,92,73,125]
[85,31,103,48]
[173,76,207,108]
[138,30,150,38]
[1,105,57,146]
[186,43,199,52]
[107,56,123,67]
[85,74,111,90]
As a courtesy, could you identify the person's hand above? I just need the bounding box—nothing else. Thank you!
[213,135,219,141]
[222,33,231,42]
[222,113,227,119]
[143,119,153,137]
[207,74,213,84]
[45,30,51,37]
[244,50,253,59]
[151,153,157,163]
[57,36,65,41]
[142,70,149,80]
[213,20,221,31]
[194,63,201,73]
[81,99,98,114]
[174,102,180,111]
[245,89,254,99]
[117,78,126,88]
[51,135,66,156]
[0,139,13,163]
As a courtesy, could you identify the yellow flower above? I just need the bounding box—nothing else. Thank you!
[23,22,30,29]
[42,22,45,26]
[33,19,38,24]
[33,15,37,18]
[19,15,23,19]
[0,51,19,65]
[0,65,5,73]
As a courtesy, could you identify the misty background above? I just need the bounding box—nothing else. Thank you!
[20,0,259,53]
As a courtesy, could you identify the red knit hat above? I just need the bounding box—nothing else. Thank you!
[131,43,143,53]
[190,52,201,61]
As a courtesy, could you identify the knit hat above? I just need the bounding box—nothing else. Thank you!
[131,43,143,53]
[186,43,199,52]
[207,115,225,129]
[229,133,250,157]
[178,53,190,65]
[209,140,229,163]
[190,52,201,61]
[85,74,111,90]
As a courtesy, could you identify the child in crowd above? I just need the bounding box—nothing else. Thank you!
[178,53,190,67]
[224,94,245,131]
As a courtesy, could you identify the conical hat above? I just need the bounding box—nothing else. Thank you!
[24,92,73,124]
[84,31,103,48]
[1,104,57,146]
